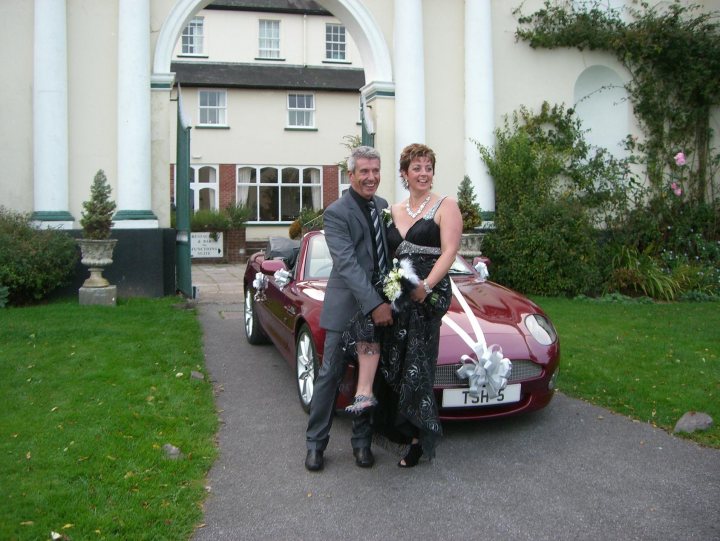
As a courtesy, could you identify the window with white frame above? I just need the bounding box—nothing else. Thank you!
[339,168,351,196]
[173,164,219,211]
[287,94,315,128]
[325,23,346,61]
[181,17,204,55]
[198,89,226,126]
[258,19,280,59]
[237,165,322,223]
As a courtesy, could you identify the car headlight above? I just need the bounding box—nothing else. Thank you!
[525,314,557,345]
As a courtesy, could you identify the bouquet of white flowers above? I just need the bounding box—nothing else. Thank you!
[382,257,437,311]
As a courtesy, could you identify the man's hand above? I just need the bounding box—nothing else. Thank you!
[371,302,393,326]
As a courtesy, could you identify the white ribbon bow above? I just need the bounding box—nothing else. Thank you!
[474,260,489,282]
[252,272,268,301]
[274,268,292,289]
[442,279,511,399]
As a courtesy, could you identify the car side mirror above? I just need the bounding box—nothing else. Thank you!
[260,258,288,274]
[472,255,491,268]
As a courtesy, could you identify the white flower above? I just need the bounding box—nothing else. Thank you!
[381,207,393,226]
[382,257,421,309]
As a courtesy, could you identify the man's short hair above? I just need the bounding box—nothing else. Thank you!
[347,146,381,173]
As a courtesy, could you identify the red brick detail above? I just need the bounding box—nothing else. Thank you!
[219,164,236,210]
[170,165,176,202]
[226,228,247,263]
[323,165,340,208]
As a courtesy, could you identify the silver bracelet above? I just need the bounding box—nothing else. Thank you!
[422,280,432,294]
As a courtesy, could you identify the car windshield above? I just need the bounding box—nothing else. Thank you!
[304,235,334,279]
[305,234,474,279]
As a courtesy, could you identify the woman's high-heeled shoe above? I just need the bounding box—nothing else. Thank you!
[344,394,378,415]
[398,443,423,468]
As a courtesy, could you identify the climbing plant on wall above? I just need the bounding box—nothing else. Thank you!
[514,0,720,204]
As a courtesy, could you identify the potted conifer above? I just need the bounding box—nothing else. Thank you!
[77,169,117,288]
[457,175,484,256]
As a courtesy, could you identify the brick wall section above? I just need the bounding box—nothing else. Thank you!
[219,164,235,210]
[169,165,175,202]
[226,228,246,263]
[323,165,339,208]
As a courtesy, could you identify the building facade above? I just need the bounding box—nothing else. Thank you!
[2,0,719,294]
[169,1,367,241]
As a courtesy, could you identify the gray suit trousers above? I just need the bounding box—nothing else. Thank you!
[305,329,373,451]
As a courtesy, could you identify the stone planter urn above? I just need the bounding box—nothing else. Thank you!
[77,238,118,288]
[459,232,485,258]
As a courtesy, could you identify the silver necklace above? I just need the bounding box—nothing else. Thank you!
[405,194,432,219]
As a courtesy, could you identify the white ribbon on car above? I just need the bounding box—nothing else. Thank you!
[442,279,512,399]
[474,260,489,282]
[273,268,292,289]
[252,272,267,301]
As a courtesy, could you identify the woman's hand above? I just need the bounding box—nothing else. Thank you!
[411,283,428,303]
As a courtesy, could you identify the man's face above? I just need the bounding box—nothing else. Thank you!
[349,157,381,200]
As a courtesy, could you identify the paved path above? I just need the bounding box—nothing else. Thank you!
[192,264,246,304]
[190,265,720,541]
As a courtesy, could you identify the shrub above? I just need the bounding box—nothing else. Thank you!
[477,103,626,296]
[80,169,116,239]
[457,175,482,232]
[289,207,323,239]
[0,286,8,308]
[606,246,680,301]
[224,202,251,230]
[0,207,78,306]
[483,200,604,296]
[191,209,230,232]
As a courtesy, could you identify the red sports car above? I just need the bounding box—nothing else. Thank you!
[243,231,560,420]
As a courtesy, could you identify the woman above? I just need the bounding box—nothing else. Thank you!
[374,143,462,467]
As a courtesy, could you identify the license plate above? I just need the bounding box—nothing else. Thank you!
[441,384,521,408]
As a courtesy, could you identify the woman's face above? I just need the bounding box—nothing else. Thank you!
[404,156,434,194]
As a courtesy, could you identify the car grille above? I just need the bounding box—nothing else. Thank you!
[435,359,542,387]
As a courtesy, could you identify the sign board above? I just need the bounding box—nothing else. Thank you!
[191,232,224,258]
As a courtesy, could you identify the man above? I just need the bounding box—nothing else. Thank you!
[304,146,393,471]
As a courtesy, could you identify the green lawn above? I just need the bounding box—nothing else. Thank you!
[1,295,717,540]
[0,298,217,541]
[534,297,720,448]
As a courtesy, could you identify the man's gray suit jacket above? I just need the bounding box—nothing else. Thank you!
[319,190,389,332]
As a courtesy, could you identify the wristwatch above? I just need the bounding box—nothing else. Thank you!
[422,280,433,294]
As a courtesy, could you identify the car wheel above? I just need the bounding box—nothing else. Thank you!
[244,288,269,345]
[296,324,318,413]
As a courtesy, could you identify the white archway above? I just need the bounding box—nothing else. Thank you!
[152,0,393,91]
[574,65,629,157]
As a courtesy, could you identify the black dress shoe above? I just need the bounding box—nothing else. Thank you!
[305,449,324,471]
[353,447,375,468]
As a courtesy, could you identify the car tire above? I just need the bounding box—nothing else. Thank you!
[296,324,318,413]
[244,288,269,345]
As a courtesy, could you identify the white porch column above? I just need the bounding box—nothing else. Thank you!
[32,0,73,228]
[393,0,426,199]
[115,0,157,227]
[465,0,495,213]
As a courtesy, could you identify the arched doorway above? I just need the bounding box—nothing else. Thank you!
[151,0,396,204]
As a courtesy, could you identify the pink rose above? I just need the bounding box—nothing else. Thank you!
[674,152,686,166]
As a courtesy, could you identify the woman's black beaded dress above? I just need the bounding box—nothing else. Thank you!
[373,198,452,459]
